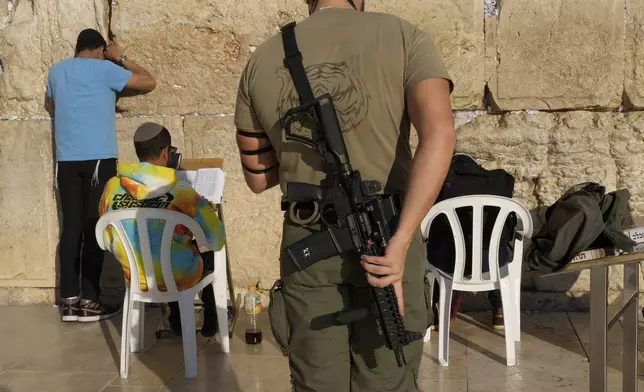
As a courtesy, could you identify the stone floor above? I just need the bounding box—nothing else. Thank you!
[0,306,642,392]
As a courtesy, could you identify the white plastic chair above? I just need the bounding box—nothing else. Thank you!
[421,195,533,367]
[95,208,230,379]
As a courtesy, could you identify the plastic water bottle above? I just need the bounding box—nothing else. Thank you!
[244,285,263,345]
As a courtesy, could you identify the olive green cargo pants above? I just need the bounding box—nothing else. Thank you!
[269,219,433,392]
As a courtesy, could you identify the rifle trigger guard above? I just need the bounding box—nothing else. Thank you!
[289,201,320,227]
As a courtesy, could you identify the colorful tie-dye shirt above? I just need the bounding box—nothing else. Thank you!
[99,162,225,292]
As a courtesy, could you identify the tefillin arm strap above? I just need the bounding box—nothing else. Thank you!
[279,22,356,272]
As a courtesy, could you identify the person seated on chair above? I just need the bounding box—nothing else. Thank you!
[98,122,226,337]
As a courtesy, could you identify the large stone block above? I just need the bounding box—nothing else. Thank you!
[0,120,58,286]
[625,0,644,107]
[455,112,553,209]
[370,0,485,109]
[456,112,637,213]
[183,116,282,287]
[488,0,625,110]
[0,0,108,117]
[115,116,184,163]
[537,112,619,206]
[612,113,644,217]
[109,0,307,116]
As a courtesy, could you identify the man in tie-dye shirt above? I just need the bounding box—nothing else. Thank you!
[99,122,226,337]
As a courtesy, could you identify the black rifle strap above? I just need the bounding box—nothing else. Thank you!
[281,22,315,104]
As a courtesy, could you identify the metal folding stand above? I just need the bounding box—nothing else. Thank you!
[526,252,643,392]
[216,202,242,336]
[589,260,640,392]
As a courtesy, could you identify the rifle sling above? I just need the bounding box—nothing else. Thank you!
[281,21,338,270]
[281,22,315,104]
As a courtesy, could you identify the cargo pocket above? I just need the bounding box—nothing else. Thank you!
[423,273,435,329]
[269,279,291,357]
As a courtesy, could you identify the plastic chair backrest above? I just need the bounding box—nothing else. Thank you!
[421,195,533,284]
[95,208,208,296]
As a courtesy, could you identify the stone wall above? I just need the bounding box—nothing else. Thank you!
[1,0,643,307]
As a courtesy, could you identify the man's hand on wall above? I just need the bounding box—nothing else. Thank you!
[106,40,124,62]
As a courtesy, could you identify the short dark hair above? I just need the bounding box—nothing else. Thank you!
[75,29,107,55]
[134,127,172,161]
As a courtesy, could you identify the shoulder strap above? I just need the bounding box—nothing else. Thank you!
[280,22,315,104]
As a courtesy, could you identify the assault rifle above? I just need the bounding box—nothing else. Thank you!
[278,22,424,367]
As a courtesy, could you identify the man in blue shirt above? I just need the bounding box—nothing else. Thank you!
[47,28,156,322]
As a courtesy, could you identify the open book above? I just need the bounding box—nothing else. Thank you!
[176,168,225,204]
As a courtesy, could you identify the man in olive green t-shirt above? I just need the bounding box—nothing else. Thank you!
[234,1,456,390]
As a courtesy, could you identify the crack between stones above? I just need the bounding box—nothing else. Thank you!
[1,113,235,121]
[482,0,490,111]
[621,0,630,110]
[107,0,114,40]
[531,176,544,206]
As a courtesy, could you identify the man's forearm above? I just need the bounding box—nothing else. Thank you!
[243,169,280,194]
[121,59,152,77]
[392,130,455,247]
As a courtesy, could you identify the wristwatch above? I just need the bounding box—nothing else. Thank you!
[117,55,128,65]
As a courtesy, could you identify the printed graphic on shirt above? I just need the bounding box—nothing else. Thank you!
[276,62,371,136]
[111,193,175,210]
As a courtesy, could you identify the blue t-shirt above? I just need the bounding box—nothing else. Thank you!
[47,58,132,162]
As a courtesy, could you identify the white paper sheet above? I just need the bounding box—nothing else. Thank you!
[177,168,225,203]
[176,171,197,187]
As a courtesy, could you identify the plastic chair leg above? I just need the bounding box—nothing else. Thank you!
[513,278,521,342]
[130,301,145,353]
[178,294,198,380]
[139,303,146,349]
[499,278,516,366]
[213,276,230,353]
[437,277,453,367]
[120,291,133,379]
[424,273,436,343]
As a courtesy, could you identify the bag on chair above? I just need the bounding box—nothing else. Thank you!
[426,154,517,276]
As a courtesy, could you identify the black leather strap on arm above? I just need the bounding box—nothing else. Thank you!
[239,146,274,156]
[280,22,315,104]
[241,162,278,174]
[237,130,269,139]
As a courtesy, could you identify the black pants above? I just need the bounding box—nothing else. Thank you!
[57,159,117,301]
[168,249,216,318]
[197,249,216,309]
[488,289,501,309]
